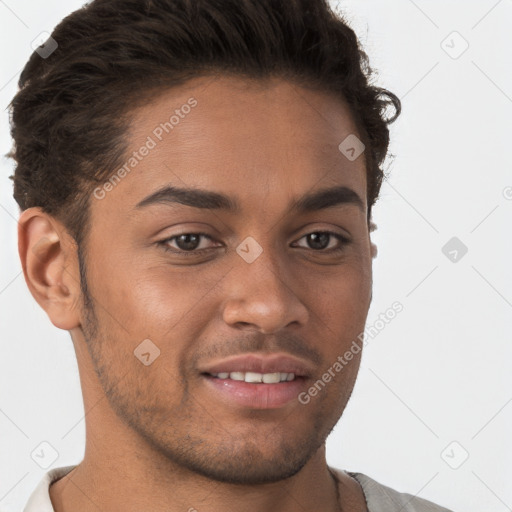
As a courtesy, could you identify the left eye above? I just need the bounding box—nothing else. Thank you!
[158,231,350,255]
[159,233,217,253]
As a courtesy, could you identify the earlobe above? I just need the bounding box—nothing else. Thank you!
[370,241,378,259]
[369,219,378,259]
[17,207,82,331]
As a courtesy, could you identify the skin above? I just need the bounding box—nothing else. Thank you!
[18,75,375,512]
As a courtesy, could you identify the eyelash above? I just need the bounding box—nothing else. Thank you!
[157,231,351,257]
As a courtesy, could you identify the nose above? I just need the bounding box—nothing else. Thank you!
[221,246,309,334]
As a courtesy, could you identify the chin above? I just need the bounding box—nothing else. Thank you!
[184,455,308,485]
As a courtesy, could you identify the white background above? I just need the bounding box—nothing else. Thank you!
[1,1,511,511]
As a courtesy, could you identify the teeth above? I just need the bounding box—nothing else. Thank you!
[262,373,281,384]
[246,371,265,383]
[209,371,296,383]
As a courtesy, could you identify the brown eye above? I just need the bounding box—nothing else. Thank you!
[173,233,202,251]
[159,233,218,255]
[294,231,350,253]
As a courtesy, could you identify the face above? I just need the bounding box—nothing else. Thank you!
[78,75,373,485]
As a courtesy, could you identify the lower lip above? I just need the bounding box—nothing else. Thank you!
[202,375,307,409]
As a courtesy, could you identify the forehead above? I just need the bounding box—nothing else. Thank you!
[94,75,367,216]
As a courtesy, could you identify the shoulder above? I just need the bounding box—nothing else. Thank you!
[330,467,454,512]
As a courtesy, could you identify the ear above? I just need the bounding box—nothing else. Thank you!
[17,207,82,331]
[369,219,378,259]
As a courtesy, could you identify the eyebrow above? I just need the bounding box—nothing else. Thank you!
[134,184,365,214]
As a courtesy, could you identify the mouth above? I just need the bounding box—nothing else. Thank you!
[200,372,308,410]
[205,371,298,383]
[198,353,314,409]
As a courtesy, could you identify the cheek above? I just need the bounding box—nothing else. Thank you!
[312,262,371,322]
[81,256,196,405]
[128,266,223,332]
[88,249,215,334]
[305,264,371,379]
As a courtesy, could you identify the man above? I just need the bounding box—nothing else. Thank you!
[10,0,453,510]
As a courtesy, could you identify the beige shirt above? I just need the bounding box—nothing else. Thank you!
[23,465,454,512]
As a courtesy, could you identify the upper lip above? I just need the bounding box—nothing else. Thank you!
[200,353,314,378]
